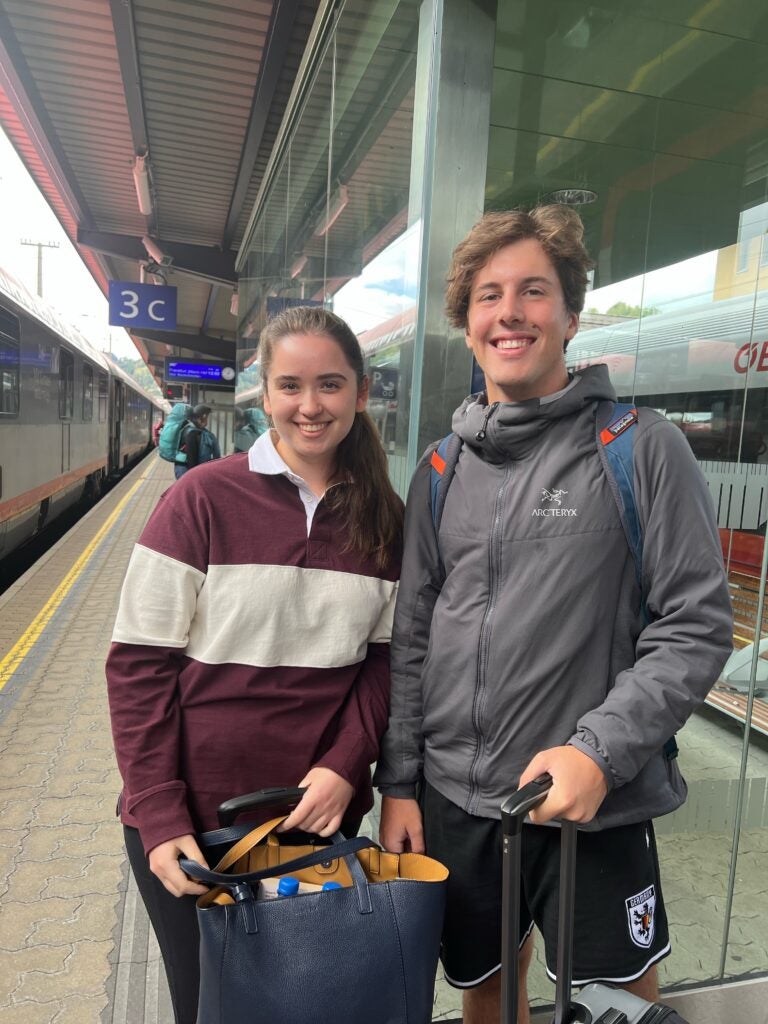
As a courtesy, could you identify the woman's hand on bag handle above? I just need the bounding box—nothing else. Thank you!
[277,766,354,837]
[379,796,425,854]
[148,834,210,897]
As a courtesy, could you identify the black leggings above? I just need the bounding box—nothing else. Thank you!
[124,817,364,1024]
[124,826,201,1024]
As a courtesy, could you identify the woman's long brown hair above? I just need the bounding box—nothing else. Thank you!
[259,306,403,570]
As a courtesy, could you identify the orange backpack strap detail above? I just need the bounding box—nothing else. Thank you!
[430,449,447,475]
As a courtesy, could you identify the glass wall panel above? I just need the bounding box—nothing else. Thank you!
[330,2,420,493]
[236,0,421,496]
[485,0,768,1002]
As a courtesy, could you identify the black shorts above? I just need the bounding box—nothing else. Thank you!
[421,782,670,988]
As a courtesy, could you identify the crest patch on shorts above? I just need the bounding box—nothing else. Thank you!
[625,885,656,948]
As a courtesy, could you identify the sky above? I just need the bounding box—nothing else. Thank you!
[587,250,718,317]
[0,127,138,359]
[334,221,420,333]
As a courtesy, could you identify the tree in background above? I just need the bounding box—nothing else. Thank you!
[587,302,660,318]
[111,355,162,396]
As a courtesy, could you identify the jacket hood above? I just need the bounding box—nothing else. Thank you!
[453,364,617,462]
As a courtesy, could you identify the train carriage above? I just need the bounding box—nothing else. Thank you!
[0,266,164,561]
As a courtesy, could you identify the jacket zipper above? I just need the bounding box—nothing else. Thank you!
[467,440,510,815]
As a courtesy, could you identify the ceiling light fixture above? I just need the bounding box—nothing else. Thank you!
[290,254,308,278]
[314,184,349,237]
[142,235,172,266]
[543,188,598,206]
[132,153,154,216]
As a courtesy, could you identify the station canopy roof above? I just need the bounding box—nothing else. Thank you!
[0,0,321,382]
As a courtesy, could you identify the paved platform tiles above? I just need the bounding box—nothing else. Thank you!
[0,455,173,1023]
[0,450,766,1022]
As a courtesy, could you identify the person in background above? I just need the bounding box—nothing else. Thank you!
[105,306,403,1024]
[152,417,164,447]
[175,403,221,478]
[233,404,268,452]
[374,206,732,1024]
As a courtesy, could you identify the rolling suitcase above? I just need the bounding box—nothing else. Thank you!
[500,775,690,1024]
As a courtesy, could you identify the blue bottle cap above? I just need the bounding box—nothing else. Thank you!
[277,876,300,896]
[321,881,342,891]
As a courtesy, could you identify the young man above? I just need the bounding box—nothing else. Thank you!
[374,206,733,1024]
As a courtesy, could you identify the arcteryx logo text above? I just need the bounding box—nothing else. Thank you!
[532,488,578,517]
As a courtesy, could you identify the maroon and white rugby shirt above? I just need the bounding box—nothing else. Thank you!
[106,444,400,853]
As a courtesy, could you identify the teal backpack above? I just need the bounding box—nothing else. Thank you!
[245,407,269,436]
[158,404,193,463]
[195,427,221,463]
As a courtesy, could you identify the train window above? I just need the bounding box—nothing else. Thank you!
[0,338,20,417]
[82,363,94,421]
[710,400,727,435]
[0,305,21,417]
[58,348,74,419]
[98,373,108,422]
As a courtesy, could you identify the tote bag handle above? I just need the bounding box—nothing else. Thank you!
[180,834,376,914]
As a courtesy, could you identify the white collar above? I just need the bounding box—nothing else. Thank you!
[248,430,324,532]
[247,429,308,486]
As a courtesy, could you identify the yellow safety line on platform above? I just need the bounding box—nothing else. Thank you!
[0,475,146,693]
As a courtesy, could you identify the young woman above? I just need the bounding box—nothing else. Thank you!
[106,307,403,1024]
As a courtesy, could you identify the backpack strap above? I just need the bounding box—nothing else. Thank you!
[430,433,462,532]
[596,402,678,761]
[595,401,643,594]
[176,420,192,461]
[429,433,463,580]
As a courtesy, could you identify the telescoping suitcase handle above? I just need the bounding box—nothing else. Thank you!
[500,774,579,1024]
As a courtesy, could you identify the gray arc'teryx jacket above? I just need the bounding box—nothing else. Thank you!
[374,365,733,829]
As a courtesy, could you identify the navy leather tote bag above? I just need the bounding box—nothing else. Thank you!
[181,811,448,1024]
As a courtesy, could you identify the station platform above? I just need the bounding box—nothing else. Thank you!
[0,453,766,1023]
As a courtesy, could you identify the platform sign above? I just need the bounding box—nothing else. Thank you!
[164,358,236,385]
[370,368,398,399]
[109,281,177,329]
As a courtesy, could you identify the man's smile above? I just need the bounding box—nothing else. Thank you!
[490,333,537,352]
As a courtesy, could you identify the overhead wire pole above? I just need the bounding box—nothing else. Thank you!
[20,238,59,297]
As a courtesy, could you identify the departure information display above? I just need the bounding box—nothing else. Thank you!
[165,358,236,384]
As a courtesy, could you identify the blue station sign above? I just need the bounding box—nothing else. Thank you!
[108,281,178,329]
